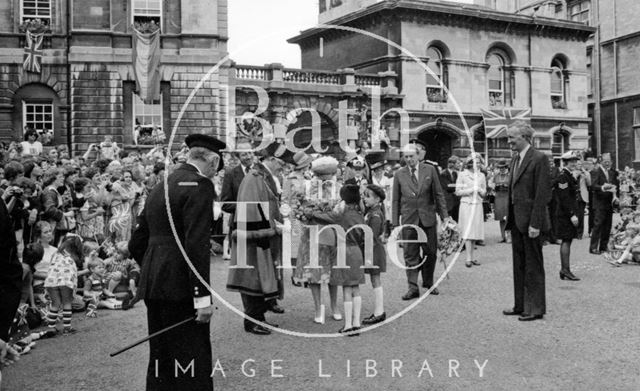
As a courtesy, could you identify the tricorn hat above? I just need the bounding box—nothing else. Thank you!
[258,142,289,162]
[365,151,387,170]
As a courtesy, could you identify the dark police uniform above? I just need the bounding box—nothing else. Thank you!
[130,134,224,391]
[552,167,579,241]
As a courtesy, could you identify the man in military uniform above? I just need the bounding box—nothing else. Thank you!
[553,151,581,281]
[226,142,291,335]
[131,133,224,390]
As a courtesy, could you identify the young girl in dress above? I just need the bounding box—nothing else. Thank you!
[44,235,84,334]
[362,184,387,325]
[309,183,365,335]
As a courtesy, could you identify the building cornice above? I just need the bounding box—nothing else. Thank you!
[600,92,640,104]
[600,30,640,46]
[289,0,595,46]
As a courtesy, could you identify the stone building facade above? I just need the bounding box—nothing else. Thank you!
[485,0,640,168]
[288,0,595,166]
[0,0,228,155]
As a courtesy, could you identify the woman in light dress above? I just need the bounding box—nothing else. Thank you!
[292,156,343,324]
[456,154,487,268]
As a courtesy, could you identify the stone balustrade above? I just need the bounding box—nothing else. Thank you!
[231,63,398,94]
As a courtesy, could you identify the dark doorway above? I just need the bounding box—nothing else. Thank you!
[286,111,344,158]
[418,127,455,167]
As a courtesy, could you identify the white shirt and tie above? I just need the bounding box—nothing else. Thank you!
[601,166,609,182]
[409,164,419,183]
[515,144,531,174]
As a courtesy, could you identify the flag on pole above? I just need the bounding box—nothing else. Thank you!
[132,27,161,104]
[23,31,44,74]
[481,108,531,139]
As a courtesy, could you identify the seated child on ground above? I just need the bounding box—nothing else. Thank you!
[83,258,130,317]
[605,224,640,266]
[104,241,140,301]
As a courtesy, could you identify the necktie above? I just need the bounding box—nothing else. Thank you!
[511,156,520,188]
[410,167,418,185]
[603,168,609,182]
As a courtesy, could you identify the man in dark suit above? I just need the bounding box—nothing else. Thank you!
[439,156,460,222]
[392,144,449,300]
[220,140,253,260]
[0,188,22,343]
[220,140,254,217]
[130,134,224,391]
[503,121,551,322]
[589,154,619,254]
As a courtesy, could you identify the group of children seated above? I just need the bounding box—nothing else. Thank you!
[604,207,640,266]
[9,238,139,355]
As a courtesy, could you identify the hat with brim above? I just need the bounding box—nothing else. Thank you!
[347,156,366,170]
[185,133,227,171]
[257,142,288,162]
[560,151,579,161]
[496,159,509,169]
[365,151,386,170]
[293,151,314,170]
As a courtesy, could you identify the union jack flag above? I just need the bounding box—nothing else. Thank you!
[23,31,44,73]
[481,108,531,139]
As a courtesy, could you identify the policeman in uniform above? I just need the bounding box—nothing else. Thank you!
[553,151,581,281]
[131,133,225,390]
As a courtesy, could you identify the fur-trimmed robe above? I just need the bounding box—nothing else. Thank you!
[226,163,283,298]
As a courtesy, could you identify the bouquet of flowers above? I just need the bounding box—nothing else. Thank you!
[293,194,341,224]
[437,219,462,277]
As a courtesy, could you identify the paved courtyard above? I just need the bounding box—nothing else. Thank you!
[3,221,639,391]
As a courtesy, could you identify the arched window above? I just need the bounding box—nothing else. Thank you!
[426,46,447,103]
[550,124,571,157]
[488,54,505,107]
[486,45,515,107]
[551,57,568,109]
[12,83,61,146]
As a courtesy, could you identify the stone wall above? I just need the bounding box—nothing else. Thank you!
[70,63,124,153]
[0,63,68,143]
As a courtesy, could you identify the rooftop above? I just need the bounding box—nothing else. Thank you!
[289,0,595,44]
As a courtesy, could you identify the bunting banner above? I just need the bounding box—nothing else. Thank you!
[132,27,161,104]
[23,30,44,74]
[481,108,531,139]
